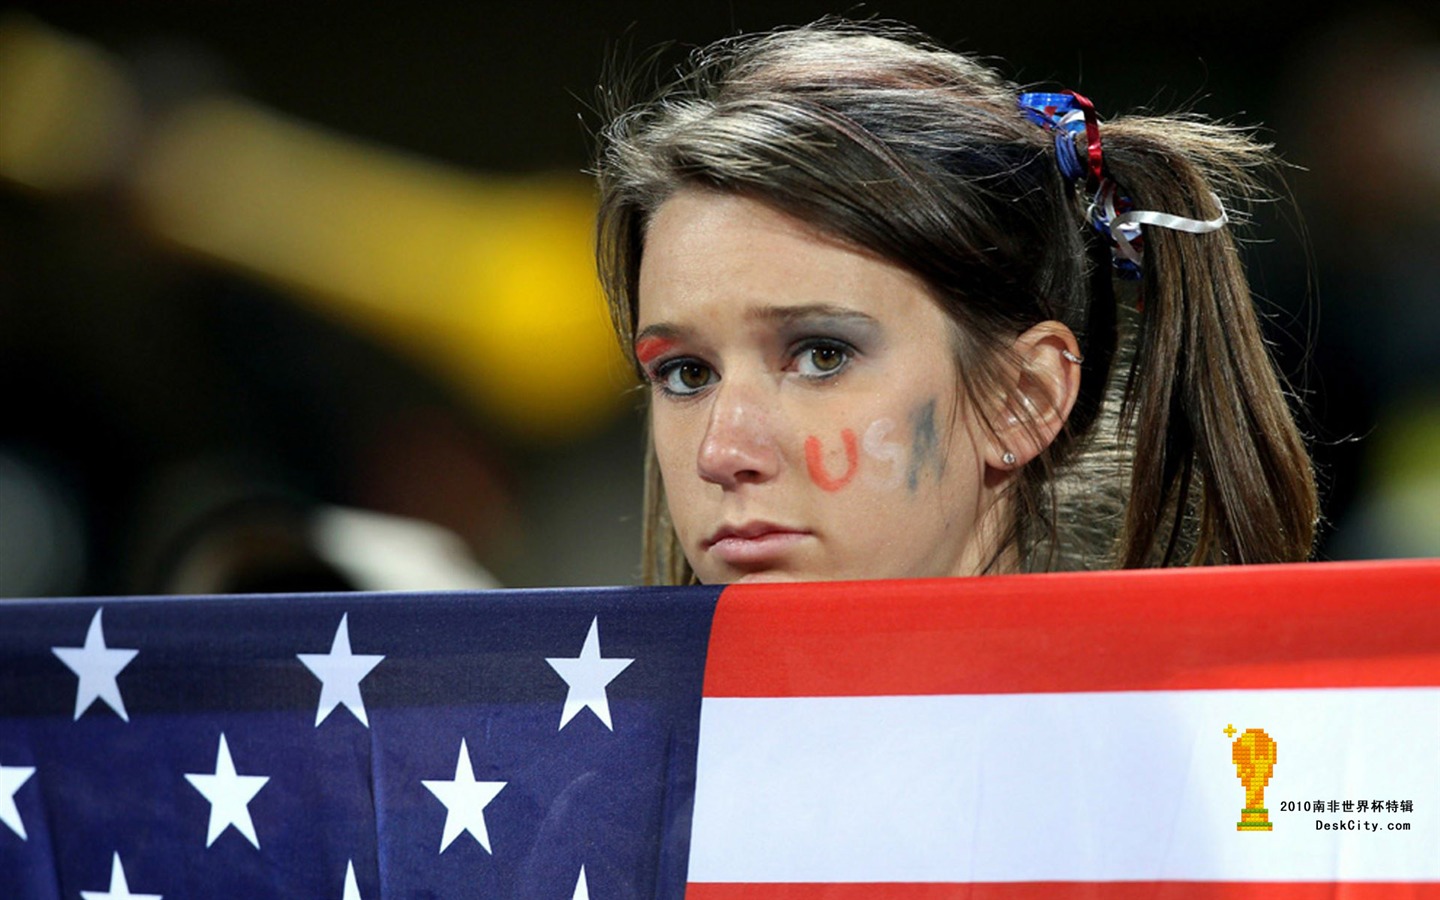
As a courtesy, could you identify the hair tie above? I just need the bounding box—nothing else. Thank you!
[1018,91,1231,278]
[1017,91,1102,185]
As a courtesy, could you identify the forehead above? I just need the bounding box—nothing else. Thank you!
[636,189,938,329]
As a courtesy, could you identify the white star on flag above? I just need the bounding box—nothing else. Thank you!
[572,865,590,900]
[0,762,35,839]
[52,608,138,722]
[80,852,162,900]
[421,738,507,853]
[342,859,362,900]
[297,613,385,727]
[546,616,633,731]
[184,733,270,848]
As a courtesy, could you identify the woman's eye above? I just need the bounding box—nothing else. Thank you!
[794,341,852,378]
[655,360,716,395]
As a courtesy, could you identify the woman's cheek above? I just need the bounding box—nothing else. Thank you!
[853,399,944,495]
[803,429,860,492]
[861,418,906,490]
[805,408,937,496]
[902,398,944,492]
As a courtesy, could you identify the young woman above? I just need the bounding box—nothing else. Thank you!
[594,20,1317,585]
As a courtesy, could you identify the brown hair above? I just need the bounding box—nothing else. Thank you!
[594,20,1317,584]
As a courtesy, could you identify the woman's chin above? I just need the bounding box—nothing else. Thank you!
[725,569,811,584]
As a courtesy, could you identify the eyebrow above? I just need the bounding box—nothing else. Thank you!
[745,304,880,329]
[635,304,880,345]
[634,323,683,343]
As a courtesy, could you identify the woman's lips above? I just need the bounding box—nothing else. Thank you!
[704,523,811,567]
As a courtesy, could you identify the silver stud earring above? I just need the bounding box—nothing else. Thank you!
[1001,451,1017,467]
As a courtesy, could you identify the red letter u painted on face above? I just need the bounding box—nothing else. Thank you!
[805,429,860,492]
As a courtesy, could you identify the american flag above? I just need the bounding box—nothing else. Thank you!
[1,562,1437,898]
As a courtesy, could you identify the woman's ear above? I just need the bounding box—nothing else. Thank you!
[986,321,1083,470]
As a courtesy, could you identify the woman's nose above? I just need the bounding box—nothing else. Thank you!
[696,380,780,488]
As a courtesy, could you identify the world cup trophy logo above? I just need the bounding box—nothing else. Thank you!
[1227,725,1277,831]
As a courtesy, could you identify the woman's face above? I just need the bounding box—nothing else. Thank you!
[636,189,1007,584]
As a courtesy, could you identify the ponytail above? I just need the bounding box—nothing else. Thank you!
[1098,118,1317,564]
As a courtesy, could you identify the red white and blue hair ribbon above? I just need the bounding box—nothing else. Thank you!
[1018,90,1229,280]
[1018,90,1103,185]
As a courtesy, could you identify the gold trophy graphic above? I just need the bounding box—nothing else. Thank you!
[1227,725,1277,831]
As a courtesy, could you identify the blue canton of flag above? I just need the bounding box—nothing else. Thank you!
[0,587,721,898]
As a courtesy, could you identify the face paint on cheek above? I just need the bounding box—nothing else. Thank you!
[804,429,860,492]
[861,418,906,490]
[904,398,942,493]
[634,337,676,368]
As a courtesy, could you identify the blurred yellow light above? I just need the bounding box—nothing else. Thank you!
[0,16,138,192]
[131,99,629,441]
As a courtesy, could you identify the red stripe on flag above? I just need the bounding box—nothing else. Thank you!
[687,883,1440,899]
[704,561,1440,697]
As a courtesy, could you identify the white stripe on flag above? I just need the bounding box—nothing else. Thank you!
[688,688,1439,883]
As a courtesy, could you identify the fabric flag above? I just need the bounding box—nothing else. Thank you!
[690,562,1440,898]
[1,586,718,897]
[0,561,1436,899]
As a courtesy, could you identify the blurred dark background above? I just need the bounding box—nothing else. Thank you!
[0,1,1436,596]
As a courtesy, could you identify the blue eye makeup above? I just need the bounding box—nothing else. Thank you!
[639,305,877,398]
[790,338,854,378]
